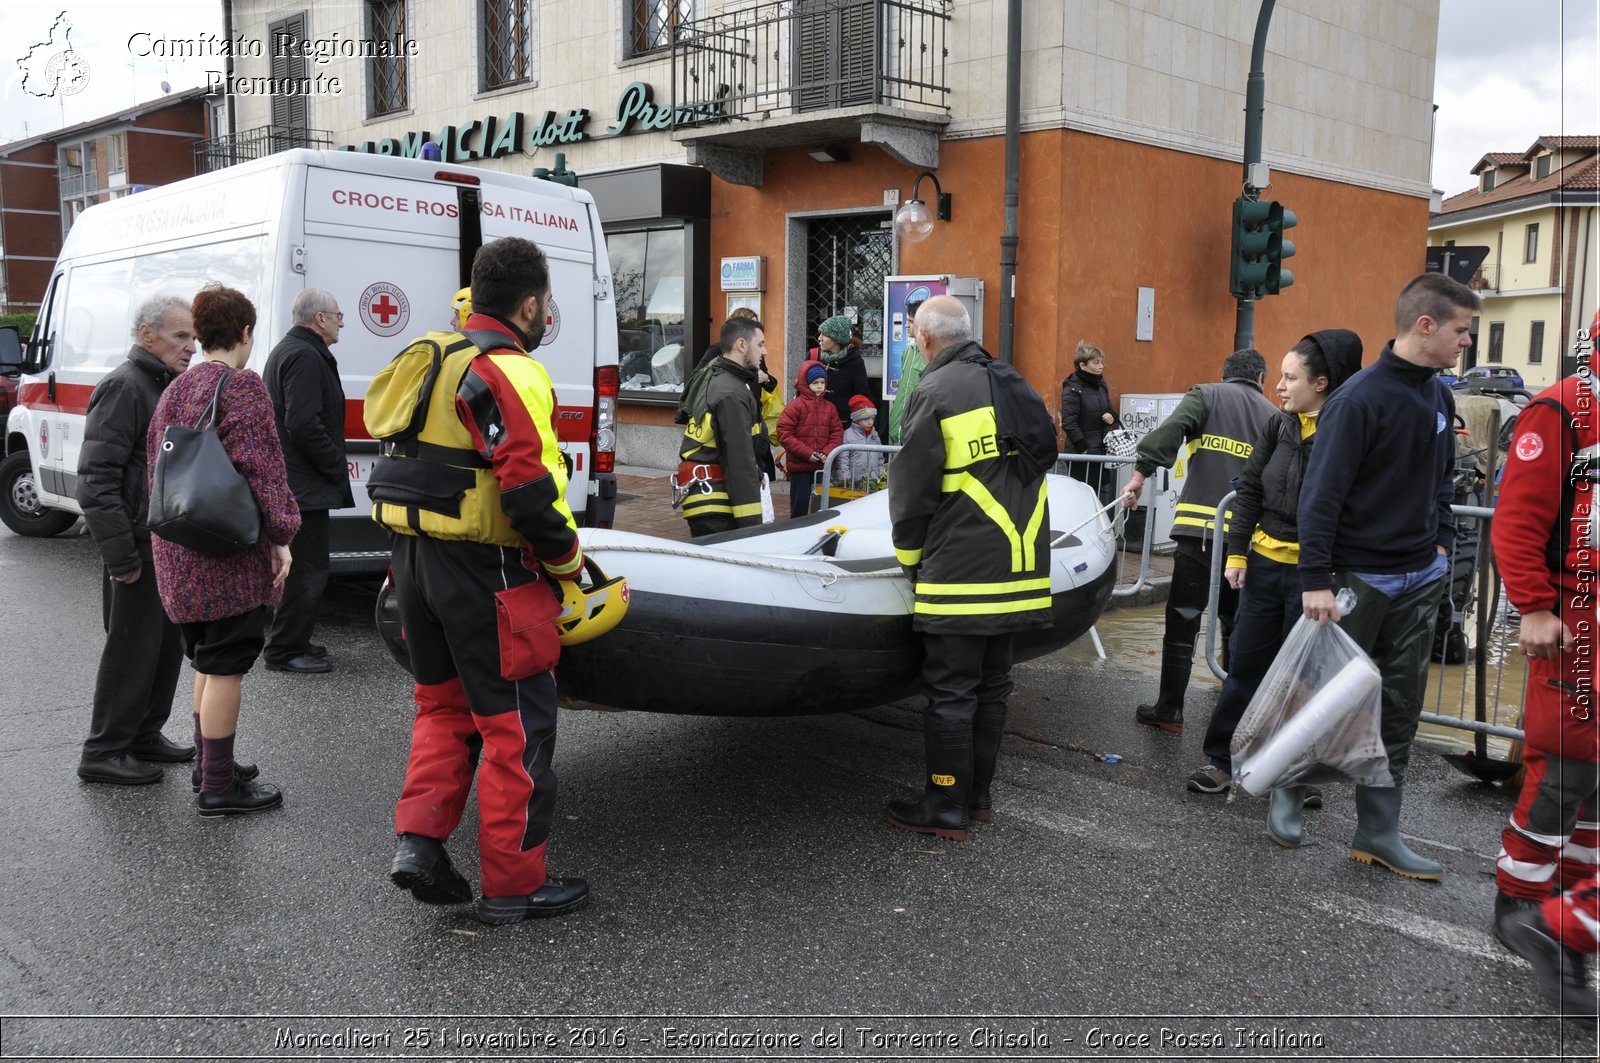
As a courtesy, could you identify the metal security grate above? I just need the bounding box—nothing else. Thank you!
[367,0,408,116]
[805,215,892,360]
[482,0,531,90]
[629,0,693,58]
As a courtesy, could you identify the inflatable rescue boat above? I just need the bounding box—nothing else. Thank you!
[554,474,1117,715]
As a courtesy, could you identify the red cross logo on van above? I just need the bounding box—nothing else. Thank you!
[359,281,411,338]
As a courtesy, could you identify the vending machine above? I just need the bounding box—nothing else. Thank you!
[882,275,985,400]
[1118,392,1186,547]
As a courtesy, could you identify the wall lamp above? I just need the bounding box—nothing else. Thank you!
[894,171,952,243]
[806,145,851,163]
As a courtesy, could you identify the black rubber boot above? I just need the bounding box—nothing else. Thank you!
[1495,893,1590,985]
[1350,785,1443,881]
[1134,650,1191,733]
[887,726,971,842]
[1266,787,1305,848]
[968,702,1006,823]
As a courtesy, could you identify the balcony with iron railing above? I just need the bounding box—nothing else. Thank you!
[1469,264,1499,293]
[193,126,333,174]
[670,0,951,185]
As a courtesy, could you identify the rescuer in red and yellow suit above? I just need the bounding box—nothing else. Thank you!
[1490,311,1600,1026]
[366,238,589,925]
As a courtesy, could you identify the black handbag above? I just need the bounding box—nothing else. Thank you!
[148,368,261,555]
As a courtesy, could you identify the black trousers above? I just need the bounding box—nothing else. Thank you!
[83,542,184,759]
[920,631,1015,786]
[1154,537,1241,700]
[1202,553,1302,770]
[266,508,329,663]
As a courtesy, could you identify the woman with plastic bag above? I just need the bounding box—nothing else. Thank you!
[1185,331,1363,841]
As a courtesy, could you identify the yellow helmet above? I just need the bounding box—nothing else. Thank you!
[451,286,473,329]
[554,556,629,646]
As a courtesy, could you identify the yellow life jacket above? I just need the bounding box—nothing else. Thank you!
[364,330,569,547]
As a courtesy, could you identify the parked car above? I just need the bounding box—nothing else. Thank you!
[1461,365,1524,389]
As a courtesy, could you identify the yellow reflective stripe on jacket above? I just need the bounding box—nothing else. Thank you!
[895,546,923,567]
[1193,433,1254,459]
[915,596,1053,616]
[916,577,1051,595]
[1173,501,1234,532]
[939,406,1003,469]
[939,472,1045,573]
[731,501,763,518]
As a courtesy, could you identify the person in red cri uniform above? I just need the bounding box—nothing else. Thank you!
[1490,309,1600,1027]
[366,237,588,925]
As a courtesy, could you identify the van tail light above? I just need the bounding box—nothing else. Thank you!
[593,365,618,475]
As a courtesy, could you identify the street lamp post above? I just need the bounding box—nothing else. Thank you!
[1233,0,1277,353]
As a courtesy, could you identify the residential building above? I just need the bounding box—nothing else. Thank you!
[0,87,213,313]
[1429,135,1600,389]
[216,1,1442,466]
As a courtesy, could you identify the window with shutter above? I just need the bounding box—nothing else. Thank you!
[268,13,310,140]
[794,0,876,112]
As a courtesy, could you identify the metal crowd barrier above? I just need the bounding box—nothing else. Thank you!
[1200,492,1525,744]
[817,447,1156,598]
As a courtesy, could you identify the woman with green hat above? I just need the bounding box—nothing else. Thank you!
[816,314,872,429]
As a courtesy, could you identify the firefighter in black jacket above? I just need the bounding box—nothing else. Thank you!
[887,296,1058,841]
[366,238,589,925]
[1117,348,1278,732]
[675,317,767,537]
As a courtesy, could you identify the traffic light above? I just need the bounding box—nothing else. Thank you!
[1230,197,1297,298]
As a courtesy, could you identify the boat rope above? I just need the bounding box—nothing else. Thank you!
[1050,496,1124,548]
[590,501,1122,583]
[581,541,901,583]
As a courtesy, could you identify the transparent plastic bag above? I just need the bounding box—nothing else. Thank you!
[1230,589,1394,796]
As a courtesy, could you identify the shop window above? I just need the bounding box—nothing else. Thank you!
[482,0,537,91]
[1487,322,1504,363]
[610,228,690,399]
[626,0,692,58]
[1529,320,1544,364]
[367,0,409,116]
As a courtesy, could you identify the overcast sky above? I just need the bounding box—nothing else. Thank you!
[1432,0,1599,196]
[0,1,1596,196]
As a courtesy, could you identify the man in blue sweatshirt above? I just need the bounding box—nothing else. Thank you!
[1295,271,1479,882]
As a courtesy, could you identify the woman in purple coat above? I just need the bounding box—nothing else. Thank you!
[148,285,300,817]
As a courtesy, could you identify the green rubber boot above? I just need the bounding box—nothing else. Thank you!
[1350,785,1443,881]
[1266,787,1304,848]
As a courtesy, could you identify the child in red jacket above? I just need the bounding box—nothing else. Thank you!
[778,360,842,518]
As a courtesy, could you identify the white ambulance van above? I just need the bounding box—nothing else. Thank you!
[0,150,619,573]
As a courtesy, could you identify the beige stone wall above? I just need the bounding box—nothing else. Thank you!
[226,0,1437,194]
[946,0,1438,196]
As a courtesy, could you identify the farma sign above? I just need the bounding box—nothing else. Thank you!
[340,81,728,161]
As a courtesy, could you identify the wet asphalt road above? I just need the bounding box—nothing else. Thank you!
[1,524,1597,1062]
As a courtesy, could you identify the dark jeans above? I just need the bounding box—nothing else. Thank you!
[788,471,817,518]
[1202,553,1303,770]
[266,508,329,663]
[83,542,184,759]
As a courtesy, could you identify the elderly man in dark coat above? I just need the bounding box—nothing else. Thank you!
[262,288,352,673]
[76,293,197,784]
